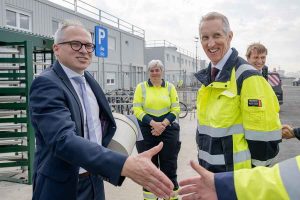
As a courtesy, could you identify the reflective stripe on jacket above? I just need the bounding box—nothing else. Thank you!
[234,156,300,200]
[195,48,281,172]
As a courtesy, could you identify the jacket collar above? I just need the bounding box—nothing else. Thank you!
[52,61,116,136]
[84,71,115,128]
[52,61,83,107]
[195,48,239,86]
[52,61,85,135]
[147,79,166,87]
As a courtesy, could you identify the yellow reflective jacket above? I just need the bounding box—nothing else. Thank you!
[215,156,300,200]
[236,156,300,199]
[195,48,281,172]
[133,79,180,124]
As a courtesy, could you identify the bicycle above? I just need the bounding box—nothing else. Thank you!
[105,89,134,115]
[179,101,188,118]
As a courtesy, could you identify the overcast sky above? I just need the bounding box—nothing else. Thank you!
[83,0,300,73]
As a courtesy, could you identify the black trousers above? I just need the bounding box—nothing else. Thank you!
[136,122,181,188]
[77,174,104,200]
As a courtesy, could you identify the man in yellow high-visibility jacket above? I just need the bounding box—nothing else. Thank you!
[194,11,281,172]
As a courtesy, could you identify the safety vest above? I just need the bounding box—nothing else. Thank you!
[195,48,281,172]
[143,190,157,200]
[235,156,300,200]
[133,80,180,121]
[143,189,179,200]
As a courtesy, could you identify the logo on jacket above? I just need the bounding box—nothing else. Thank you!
[248,99,262,107]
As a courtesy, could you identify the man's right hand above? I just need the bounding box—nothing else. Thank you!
[179,160,217,200]
[121,142,174,199]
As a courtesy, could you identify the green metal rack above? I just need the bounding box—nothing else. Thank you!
[0,27,54,184]
[0,41,34,184]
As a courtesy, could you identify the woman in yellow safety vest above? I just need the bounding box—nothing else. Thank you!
[133,60,181,200]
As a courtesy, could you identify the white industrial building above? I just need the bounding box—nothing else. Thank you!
[0,0,146,91]
[145,40,206,87]
[0,0,206,90]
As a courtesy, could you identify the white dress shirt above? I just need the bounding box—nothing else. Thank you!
[211,48,233,79]
[60,63,102,174]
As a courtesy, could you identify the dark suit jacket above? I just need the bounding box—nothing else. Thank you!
[29,61,127,200]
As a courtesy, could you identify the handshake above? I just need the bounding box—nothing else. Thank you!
[122,142,217,200]
[129,125,300,200]
[282,124,296,139]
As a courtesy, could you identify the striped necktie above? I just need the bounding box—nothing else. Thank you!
[72,76,97,142]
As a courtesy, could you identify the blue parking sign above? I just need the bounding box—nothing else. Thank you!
[95,26,108,57]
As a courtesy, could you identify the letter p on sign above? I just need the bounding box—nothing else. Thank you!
[95,26,108,57]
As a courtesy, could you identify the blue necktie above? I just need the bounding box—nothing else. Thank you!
[73,76,97,142]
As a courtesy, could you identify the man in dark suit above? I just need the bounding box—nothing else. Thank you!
[29,20,174,200]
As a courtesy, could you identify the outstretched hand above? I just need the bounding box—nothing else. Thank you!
[121,142,174,199]
[179,160,217,200]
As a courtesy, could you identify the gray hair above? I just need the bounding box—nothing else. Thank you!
[199,12,231,36]
[147,60,164,71]
[54,19,90,44]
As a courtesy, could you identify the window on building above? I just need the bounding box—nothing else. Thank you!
[166,54,170,61]
[6,8,31,31]
[6,10,16,27]
[172,55,175,63]
[108,36,116,51]
[166,74,170,81]
[177,57,180,63]
[185,59,187,65]
[90,32,94,42]
[106,72,116,85]
[52,20,59,35]
[20,14,29,29]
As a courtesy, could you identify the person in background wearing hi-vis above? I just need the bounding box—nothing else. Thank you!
[246,42,269,80]
[29,20,174,200]
[133,60,181,200]
[194,11,281,173]
[177,79,184,88]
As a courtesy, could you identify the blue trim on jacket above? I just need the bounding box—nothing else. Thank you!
[215,172,237,200]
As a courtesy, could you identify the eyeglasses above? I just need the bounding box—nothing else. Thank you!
[58,40,95,53]
[149,69,161,73]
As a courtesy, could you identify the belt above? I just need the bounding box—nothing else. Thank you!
[79,172,91,178]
